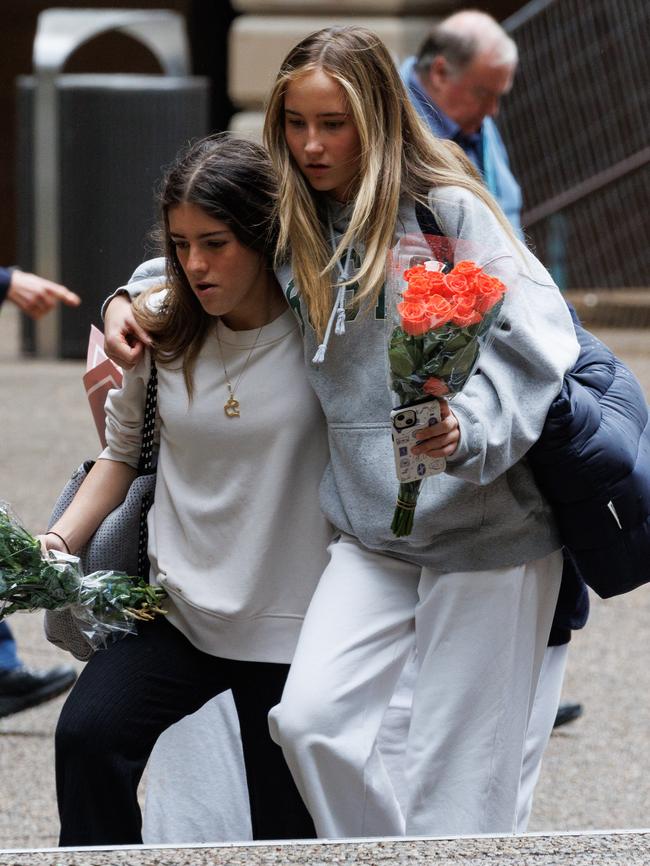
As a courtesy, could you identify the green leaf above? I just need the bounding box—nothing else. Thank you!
[389,329,423,378]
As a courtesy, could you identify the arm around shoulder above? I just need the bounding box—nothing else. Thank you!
[102,259,166,367]
[100,257,167,320]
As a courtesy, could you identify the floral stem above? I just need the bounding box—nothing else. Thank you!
[391,480,422,537]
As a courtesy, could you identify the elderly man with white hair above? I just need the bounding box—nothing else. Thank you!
[401,9,522,233]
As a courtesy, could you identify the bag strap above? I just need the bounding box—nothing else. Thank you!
[414,200,444,239]
[137,358,158,475]
[414,201,454,270]
[136,357,157,579]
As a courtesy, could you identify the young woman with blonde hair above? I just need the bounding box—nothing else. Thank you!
[260,25,579,838]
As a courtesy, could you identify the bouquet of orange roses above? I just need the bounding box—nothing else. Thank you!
[388,250,507,536]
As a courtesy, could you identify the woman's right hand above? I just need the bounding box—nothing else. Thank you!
[104,294,152,369]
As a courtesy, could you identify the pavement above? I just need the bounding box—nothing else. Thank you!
[1,302,650,864]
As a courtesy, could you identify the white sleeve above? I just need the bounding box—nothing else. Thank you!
[99,351,159,469]
[428,186,580,485]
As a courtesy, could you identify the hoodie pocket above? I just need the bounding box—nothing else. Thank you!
[323,422,485,550]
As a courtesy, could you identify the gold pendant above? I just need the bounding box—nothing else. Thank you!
[224,395,240,418]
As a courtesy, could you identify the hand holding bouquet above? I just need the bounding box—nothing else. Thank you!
[0,501,166,651]
[388,251,507,536]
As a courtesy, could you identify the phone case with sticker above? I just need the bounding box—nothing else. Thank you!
[390,398,446,483]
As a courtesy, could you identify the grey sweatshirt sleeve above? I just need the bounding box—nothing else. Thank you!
[427,186,580,486]
[100,257,167,320]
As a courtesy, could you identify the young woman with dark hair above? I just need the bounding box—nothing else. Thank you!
[43,135,330,846]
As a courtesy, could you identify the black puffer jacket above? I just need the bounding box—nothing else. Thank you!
[528,308,650,602]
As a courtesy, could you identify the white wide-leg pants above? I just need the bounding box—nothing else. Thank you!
[269,535,562,838]
[377,642,569,833]
[516,641,569,831]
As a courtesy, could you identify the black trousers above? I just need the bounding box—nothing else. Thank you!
[55,617,315,846]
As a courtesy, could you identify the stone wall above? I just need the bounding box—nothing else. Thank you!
[228,0,460,138]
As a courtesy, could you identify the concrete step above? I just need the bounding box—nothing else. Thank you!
[4,831,650,865]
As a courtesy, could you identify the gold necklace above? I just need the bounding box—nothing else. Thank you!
[216,325,264,418]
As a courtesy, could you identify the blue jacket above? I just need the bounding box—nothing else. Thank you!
[400,57,523,236]
[528,309,650,601]
[0,267,11,307]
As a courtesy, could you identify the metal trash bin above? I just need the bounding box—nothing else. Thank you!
[16,9,209,358]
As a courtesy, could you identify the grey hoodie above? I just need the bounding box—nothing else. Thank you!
[112,186,579,573]
[276,186,579,571]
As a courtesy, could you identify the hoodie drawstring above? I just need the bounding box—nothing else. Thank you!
[312,220,354,365]
[312,283,347,364]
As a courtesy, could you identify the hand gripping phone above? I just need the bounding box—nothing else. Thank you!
[390,399,446,483]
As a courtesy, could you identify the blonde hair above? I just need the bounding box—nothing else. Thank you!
[263,25,518,339]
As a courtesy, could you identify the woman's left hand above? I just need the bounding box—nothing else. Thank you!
[411,398,460,459]
[37,532,69,557]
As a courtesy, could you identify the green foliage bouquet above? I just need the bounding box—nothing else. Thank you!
[0,501,166,651]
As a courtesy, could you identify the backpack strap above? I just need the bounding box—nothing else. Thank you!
[414,200,444,238]
[414,200,454,270]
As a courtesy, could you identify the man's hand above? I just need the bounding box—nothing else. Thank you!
[7,271,81,320]
[104,293,152,369]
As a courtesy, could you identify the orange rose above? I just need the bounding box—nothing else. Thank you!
[426,271,452,298]
[397,298,431,336]
[425,294,454,327]
[473,274,506,313]
[402,267,431,299]
[444,273,474,298]
[452,260,482,278]
[423,377,450,397]
[403,266,428,284]
[404,267,451,301]
[403,281,431,300]
[450,296,482,327]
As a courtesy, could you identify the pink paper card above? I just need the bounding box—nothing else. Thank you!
[83,327,123,448]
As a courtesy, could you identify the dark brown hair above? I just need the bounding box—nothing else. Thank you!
[134,133,279,396]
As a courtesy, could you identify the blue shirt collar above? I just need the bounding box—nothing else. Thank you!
[401,57,484,167]
[399,56,522,236]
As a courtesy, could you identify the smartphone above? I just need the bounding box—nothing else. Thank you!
[390,399,446,483]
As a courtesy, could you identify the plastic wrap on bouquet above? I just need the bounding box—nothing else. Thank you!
[386,235,507,536]
[0,501,166,652]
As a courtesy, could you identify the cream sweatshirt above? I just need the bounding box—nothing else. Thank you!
[100,307,333,664]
